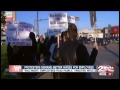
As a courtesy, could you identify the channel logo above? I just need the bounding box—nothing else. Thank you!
[9,65,22,72]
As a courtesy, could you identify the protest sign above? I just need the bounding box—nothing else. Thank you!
[47,28,61,38]
[68,16,75,24]
[6,21,34,46]
[49,13,68,29]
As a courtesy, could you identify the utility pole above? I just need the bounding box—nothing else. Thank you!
[37,11,39,36]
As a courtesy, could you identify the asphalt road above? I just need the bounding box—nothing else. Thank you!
[37,43,119,79]
[86,43,119,79]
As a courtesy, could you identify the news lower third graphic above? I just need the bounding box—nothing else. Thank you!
[8,65,115,76]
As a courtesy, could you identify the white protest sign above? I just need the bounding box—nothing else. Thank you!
[6,21,34,46]
[48,29,61,38]
[68,16,75,24]
[49,13,68,29]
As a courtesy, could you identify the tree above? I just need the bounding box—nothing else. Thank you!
[1,11,6,26]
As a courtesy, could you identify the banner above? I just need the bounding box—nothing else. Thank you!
[49,13,68,29]
[68,16,75,24]
[6,21,34,46]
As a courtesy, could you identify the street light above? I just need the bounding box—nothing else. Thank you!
[37,11,39,36]
[34,18,48,36]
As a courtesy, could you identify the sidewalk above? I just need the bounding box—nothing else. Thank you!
[37,73,53,79]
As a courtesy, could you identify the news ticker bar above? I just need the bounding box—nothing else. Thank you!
[9,65,97,73]
[9,65,115,76]
[22,69,97,72]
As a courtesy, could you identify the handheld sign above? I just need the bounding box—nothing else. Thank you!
[6,21,34,46]
[48,28,61,38]
[49,13,68,29]
[68,16,75,24]
[49,12,68,48]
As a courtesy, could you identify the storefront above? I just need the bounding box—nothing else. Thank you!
[111,26,119,37]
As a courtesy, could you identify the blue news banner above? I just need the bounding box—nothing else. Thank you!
[20,65,97,73]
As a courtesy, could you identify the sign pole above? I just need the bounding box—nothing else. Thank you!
[57,30,60,48]
[94,21,97,44]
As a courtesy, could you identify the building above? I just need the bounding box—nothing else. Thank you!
[78,29,102,38]
[111,26,119,37]
[1,11,16,42]
[101,26,119,38]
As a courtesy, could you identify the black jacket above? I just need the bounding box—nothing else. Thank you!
[55,39,98,79]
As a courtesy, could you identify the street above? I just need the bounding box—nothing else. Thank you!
[37,43,119,79]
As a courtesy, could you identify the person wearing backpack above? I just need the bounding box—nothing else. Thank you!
[56,23,98,79]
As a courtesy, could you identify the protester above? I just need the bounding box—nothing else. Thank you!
[7,42,13,65]
[54,23,98,79]
[49,37,57,65]
[37,38,41,64]
[49,37,58,78]
[29,32,37,64]
[18,32,38,79]
[61,31,68,44]
[39,35,44,59]
[12,45,23,79]
[39,35,48,65]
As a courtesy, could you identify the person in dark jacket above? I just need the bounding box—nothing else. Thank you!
[29,32,37,64]
[36,38,41,64]
[61,31,68,44]
[55,23,98,79]
[19,32,37,79]
[7,42,13,65]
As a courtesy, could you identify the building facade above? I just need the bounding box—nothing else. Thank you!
[111,26,119,37]
[78,29,102,38]
[101,26,119,38]
[1,11,16,42]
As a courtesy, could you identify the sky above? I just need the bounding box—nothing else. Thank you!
[16,11,119,35]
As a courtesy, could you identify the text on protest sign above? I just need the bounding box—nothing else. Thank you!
[6,21,34,46]
[49,13,68,29]
[47,29,61,38]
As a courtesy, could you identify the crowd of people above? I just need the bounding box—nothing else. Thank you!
[7,23,98,79]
